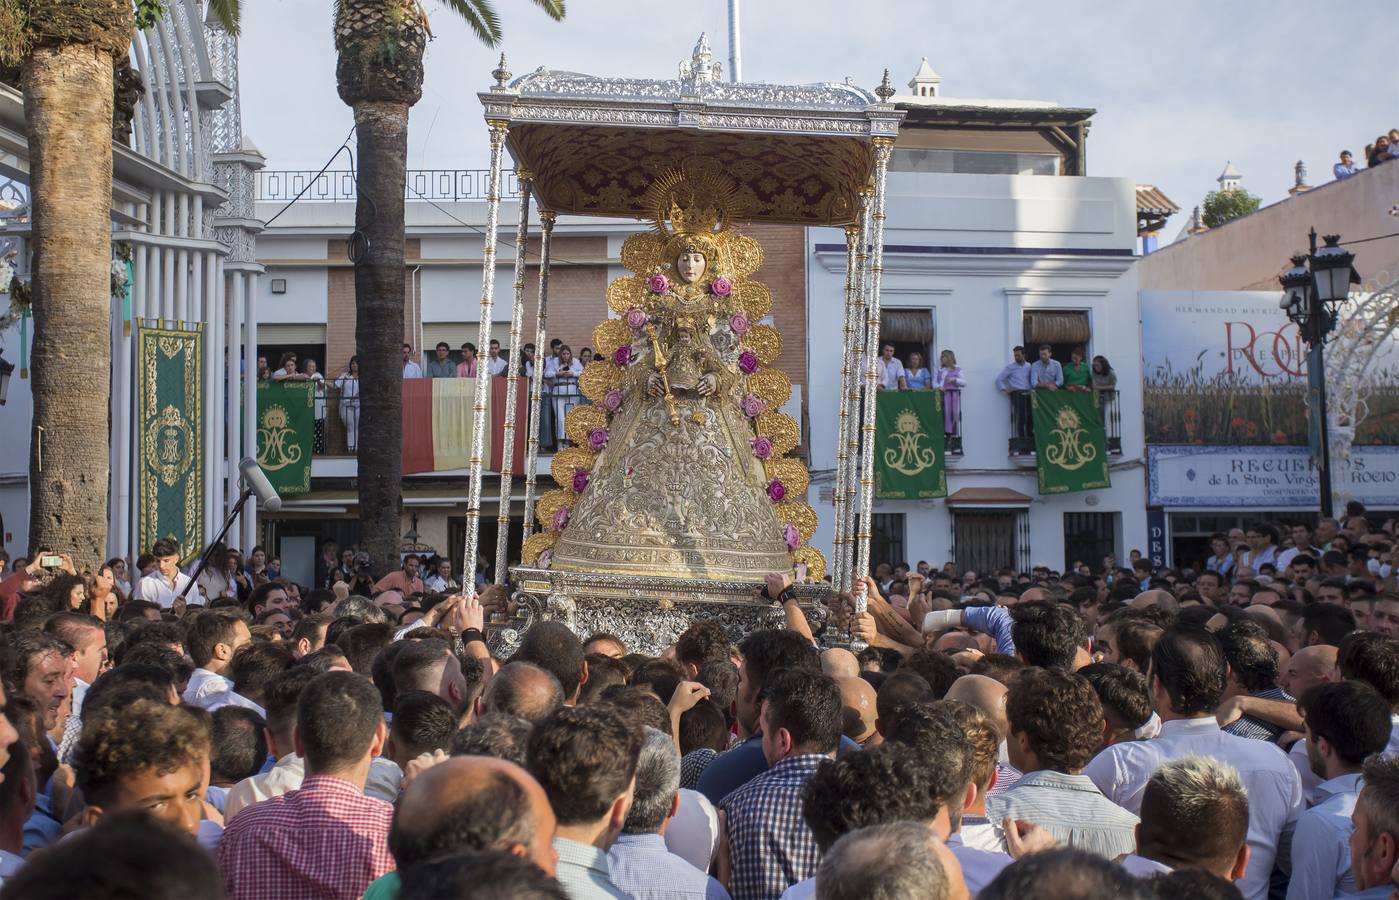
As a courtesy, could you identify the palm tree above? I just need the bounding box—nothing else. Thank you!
[334,0,562,576]
[1,1,238,567]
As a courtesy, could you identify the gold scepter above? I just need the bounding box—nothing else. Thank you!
[644,323,681,426]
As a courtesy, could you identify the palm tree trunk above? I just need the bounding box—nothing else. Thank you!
[352,101,409,578]
[23,44,114,567]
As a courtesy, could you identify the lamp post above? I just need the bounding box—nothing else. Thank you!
[1278,229,1360,518]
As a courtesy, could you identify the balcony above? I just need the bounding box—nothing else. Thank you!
[1007,389,1121,457]
[255,169,521,203]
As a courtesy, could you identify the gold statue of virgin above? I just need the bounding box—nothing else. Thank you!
[530,161,821,583]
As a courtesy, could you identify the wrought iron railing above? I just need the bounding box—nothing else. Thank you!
[1007,389,1122,456]
[255,169,522,203]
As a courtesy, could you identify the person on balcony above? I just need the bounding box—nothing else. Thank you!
[1091,355,1117,394]
[426,342,457,378]
[1030,345,1063,390]
[271,352,309,382]
[305,359,328,453]
[904,352,932,390]
[402,344,424,379]
[547,345,583,444]
[876,343,906,391]
[1062,347,1091,391]
[456,342,478,377]
[335,356,361,453]
[484,339,508,376]
[996,346,1034,447]
[932,349,965,438]
[256,355,272,382]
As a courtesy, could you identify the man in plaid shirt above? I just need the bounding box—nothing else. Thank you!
[717,669,842,900]
[218,671,394,900]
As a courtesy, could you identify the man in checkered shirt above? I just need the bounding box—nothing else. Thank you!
[218,671,395,900]
[717,669,842,900]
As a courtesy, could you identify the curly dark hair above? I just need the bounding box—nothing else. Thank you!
[526,705,642,826]
[801,742,944,852]
[75,698,210,805]
[737,629,819,691]
[450,713,534,766]
[1079,663,1152,732]
[1009,601,1086,669]
[880,701,972,797]
[1150,628,1227,715]
[1006,668,1103,773]
[1217,620,1278,693]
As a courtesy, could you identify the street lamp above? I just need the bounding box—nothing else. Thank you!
[1278,229,1360,518]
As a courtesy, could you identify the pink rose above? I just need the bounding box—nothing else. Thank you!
[738,351,759,375]
[613,345,632,367]
[710,276,733,297]
[729,313,750,335]
[767,480,786,502]
[647,272,670,294]
[783,524,800,551]
[571,469,590,493]
[751,436,774,460]
[603,388,623,411]
[537,550,553,568]
[625,307,648,330]
[741,393,766,418]
[553,508,571,530]
[588,427,609,450]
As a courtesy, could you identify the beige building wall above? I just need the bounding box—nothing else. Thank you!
[1140,162,1399,292]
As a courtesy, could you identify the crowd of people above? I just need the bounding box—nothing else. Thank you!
[0,506,1396,897]
[1333,131,1399,180]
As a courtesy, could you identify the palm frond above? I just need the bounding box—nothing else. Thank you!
[206,0,241,35]
[438,0,502,47]
[529,0,565,22]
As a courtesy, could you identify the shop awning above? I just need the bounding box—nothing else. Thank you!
[1023,311,1090,345]
[945,487,1033,508]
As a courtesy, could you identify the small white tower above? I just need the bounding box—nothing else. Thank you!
[907,57,941,98]
[1217,161,1242,192]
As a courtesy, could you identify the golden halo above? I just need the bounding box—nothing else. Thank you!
[756,411,799,457]
[578,360,624,403]
[793,546,827,582]
[536,489,574,530]
[550,447,598,488]
[746,369,792,410]
[775,501,818,542]
[564,405,610,448]
[592,320,636,358]
[521,531,558,566]
[764,458,810,498]
[742,325,781,366]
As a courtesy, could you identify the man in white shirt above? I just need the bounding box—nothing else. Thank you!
[1121,756,1251,885]
[1288,681,1392,900]
[183,611,251,708]
[402,343,424,379]
[485,339,508,376]
[875,344,904,391]
[136,538,193,609]
[1083,628,1301,900]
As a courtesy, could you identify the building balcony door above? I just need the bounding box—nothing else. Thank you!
[1064,512,1119,573]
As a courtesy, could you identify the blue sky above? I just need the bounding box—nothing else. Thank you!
[240,0,1399,217]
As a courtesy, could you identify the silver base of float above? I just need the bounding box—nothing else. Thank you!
[487,566,832,657]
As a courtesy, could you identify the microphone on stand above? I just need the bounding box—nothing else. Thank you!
[239,456,283,512]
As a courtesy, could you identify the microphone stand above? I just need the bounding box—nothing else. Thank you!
[178,487,256,601]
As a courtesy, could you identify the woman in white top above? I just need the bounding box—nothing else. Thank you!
[335,356,361,453]
[305,359,327,454]
[546,345,584,444]
[932,349,967,437]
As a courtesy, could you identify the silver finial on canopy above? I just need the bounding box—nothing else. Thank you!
[493,53,511,88]
[680,33,722,90]
[875,68,895,101]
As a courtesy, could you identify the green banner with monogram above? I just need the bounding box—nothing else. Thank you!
[875,390,947,499]
[1032,390,1111,494]
[137,326,204,560]
[257,380,314,495]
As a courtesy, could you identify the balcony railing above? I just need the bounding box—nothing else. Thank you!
[1008,389,1121,456]
[255,169,521,203]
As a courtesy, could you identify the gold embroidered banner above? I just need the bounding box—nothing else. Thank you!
[1032,390,1111,494]
[257,381,314,495]
[137,326,204,559]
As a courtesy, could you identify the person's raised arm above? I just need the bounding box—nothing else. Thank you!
[766,572,814,644]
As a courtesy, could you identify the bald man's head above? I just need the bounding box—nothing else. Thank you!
[482,662,565,723]
[822,648,860,680]
[390,755,558,876]
[838,676,879,745]
[1017,587,1050,605]
[1280,644,1338,698]
[1131,590,1179,614]
[944,674,1009,739]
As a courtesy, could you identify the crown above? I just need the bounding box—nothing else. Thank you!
[645,159,743,241]
[666,192,722,237]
